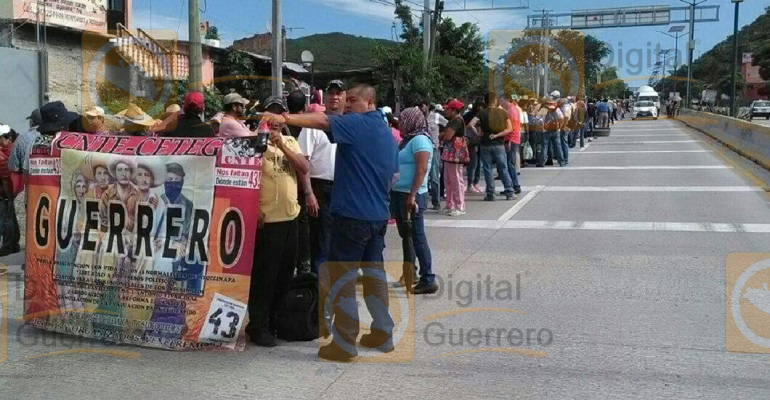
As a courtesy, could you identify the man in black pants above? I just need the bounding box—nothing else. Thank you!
[262,84,398,361]
[286,90,314,276]
[247,96,310,347]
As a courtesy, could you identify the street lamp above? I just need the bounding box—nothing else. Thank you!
[657,49,672,97]
[658,26,687,93]
[730,0,743,117]
[301,49,315,96]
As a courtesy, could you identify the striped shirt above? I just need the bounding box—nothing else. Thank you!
[9,127,39,172]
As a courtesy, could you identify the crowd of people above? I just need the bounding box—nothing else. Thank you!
[0,79,625,359]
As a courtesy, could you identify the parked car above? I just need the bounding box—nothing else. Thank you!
[632,100,658,120]
[749,100,770,119]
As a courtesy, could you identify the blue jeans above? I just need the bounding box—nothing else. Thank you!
[539,131,563,166]
[505,143,521,191]
[467,145,480,185]
[310,178,334,275]
[480,144,513,196]
[578,125,586,147]
[390,191,434,284]
[428,148,441,207]
[327,215,394,346]
[561,131,570,164]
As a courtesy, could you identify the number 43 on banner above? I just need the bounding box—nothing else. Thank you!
[199,293,247,349]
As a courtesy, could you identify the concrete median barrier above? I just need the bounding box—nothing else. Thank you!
[678,109,770,171]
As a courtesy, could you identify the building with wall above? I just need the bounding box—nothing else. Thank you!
[742,53,768,102]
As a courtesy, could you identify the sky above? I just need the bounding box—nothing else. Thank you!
[131,0,768,85]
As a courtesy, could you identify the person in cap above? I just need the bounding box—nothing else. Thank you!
[164,91,215,138]
[596,98,610,128]
[440,99,467,217]
[117,104,158,136]
[247,95,309,347]
[218,92,253,137]
[467,92,515,201]
[325,80,347,115]
[83,106,108,135]
[260,83,398,361]
[538,98,565,167]
[426,103,448,210]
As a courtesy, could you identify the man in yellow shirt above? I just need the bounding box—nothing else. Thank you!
[247,96,310,347]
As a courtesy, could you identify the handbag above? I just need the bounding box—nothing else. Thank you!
[523,142,534,160]
[441,136,470,165]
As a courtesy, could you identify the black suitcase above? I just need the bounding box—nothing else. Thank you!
[275,273,319,341]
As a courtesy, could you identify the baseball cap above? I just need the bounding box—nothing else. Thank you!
[223,92,249,106]
[444,99,464,110]
[264,95,288,112]
[84,106,105,117]
[434,104,444,112]
[326,79,346,91]
[549,90,561,99]
[184,91,205,111]
[26,109,42,125]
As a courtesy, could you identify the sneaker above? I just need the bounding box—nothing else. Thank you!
[456,210,466,216]
[249,329,278,347]
[318,341,358,362]
[430,204,441,211]
[580,146,585,149]
[514,187,522,195]
[359,330,395,353]
[472,185,483,193]
[413,281,439,295]
[505,192,515,201]
[448,210,462,217]
[483,195,495,202]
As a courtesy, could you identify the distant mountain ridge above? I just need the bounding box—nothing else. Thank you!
[286,32,397,72]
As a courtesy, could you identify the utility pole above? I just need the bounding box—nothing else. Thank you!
[188,0,203,93]
[272,0,283,96]
[680,0,706,108]
[533,9,551,98]
[429,0,443,64]
[423,0,431,71]
[730,0,743,117]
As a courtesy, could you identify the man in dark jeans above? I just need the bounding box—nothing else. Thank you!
[262,84,398,361]
[286,90,313,276]
[468,92,514,201]
[247,96,310,347]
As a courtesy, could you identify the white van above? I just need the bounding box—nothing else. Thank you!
[636,87,661,116]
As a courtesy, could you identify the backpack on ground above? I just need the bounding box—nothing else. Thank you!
[275,273,319,341]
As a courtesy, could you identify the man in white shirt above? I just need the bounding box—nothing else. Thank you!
[298,80,343,275]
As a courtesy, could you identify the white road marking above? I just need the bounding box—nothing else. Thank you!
[593,140,701,144]
[503,220,770,233]
[424,219,770,233]
[610,128,684,132]
[611,134,690,137]
[524,166,730,170]
[498,185,544,221]
[529,186,762,192]
[579,150,711,154]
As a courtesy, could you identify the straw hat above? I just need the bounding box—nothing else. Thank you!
[116,103,157,127]
[80,152,109,181]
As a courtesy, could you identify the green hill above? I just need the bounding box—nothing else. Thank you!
[286,32,397,72]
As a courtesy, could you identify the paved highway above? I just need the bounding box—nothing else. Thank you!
[2,118,770,399]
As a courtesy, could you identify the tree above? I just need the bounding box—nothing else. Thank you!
[373,0,487,106]
[205,26,220,40]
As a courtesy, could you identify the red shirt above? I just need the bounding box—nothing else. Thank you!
[0,145,11,178]
[505,104,522,144]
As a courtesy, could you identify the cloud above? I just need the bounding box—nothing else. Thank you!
[321,0,402,22]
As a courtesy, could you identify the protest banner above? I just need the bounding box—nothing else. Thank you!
[23,132,262,350]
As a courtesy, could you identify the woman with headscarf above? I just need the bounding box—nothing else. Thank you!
[391,107,437,295]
